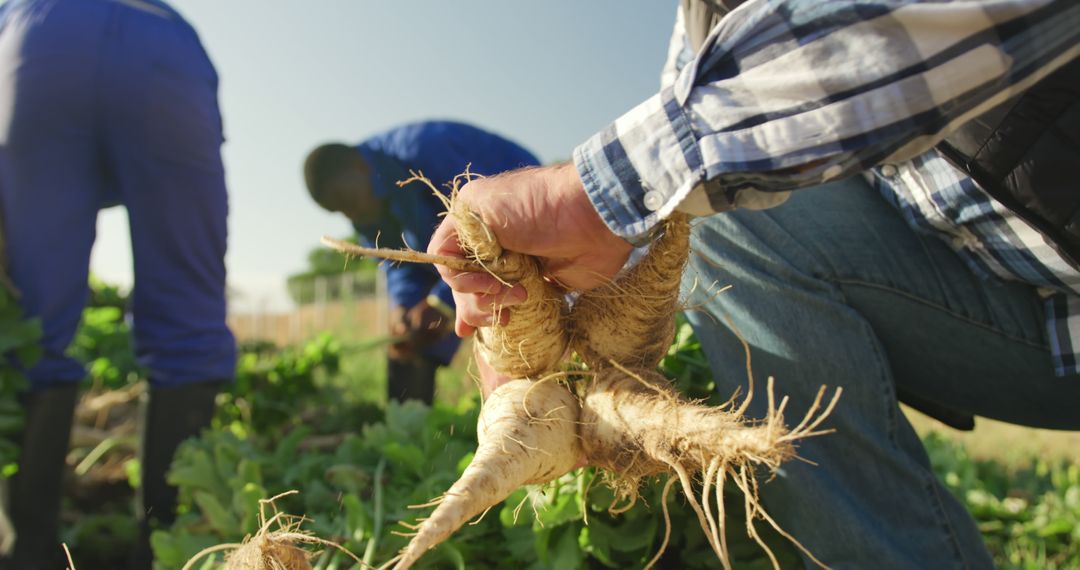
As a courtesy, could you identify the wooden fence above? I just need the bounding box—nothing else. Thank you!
[228,273,388,346]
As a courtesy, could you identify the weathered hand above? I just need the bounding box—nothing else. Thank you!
[428,162,633,337]
[473,342,512,398]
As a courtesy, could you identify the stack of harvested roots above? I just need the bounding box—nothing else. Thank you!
[183,492,364,570]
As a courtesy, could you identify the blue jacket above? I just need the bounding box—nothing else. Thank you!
[352,120,540,363]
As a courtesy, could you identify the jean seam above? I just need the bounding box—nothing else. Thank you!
[831,277,1048,351]
[855,296,976,569]
[920,470,979,569]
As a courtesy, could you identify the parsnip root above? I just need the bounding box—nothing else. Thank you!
[388,378,581,570]
[571,213,691,370]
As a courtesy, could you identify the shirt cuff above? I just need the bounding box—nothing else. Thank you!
[572,88,708,246]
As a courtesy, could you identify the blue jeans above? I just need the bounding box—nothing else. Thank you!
[680,177,1080,569]
[0,0,235,387]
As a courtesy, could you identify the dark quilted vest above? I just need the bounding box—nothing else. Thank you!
[937,58,1080,267]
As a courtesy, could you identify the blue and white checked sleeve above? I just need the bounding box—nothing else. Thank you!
[574,0,1080,244]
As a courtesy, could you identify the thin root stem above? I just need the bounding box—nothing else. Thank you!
[321,236,481,272]
[643,476,678,570]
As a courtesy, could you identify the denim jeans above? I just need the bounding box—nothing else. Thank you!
[679,176,1080,569]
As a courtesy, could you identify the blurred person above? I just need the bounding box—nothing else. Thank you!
[304,120,539,406]
[428,1,1080,568]
[0,0,235,567]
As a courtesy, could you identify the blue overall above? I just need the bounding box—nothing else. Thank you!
[354,121,540,365]
[0,0,236,388]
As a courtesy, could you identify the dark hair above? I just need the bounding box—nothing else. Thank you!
[303,143,360,206]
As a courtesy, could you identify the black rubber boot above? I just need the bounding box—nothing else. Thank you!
[128,380,223,570]
[5,384,78,570]
[386,356,437,405]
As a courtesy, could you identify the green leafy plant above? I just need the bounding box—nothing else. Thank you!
[38,287,1066,570]
[924,432,1080,569]
[154,399,503,569]
[216,332,376,436]
[67,305,142,390]
[153,316,798,569]
[0,284,42,475]
[66,277,142,390]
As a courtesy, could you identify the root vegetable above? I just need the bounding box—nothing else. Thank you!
[387,378,581,570]
[579,364,841,570]
[442,183,570,378]
[570,213,691,370]
[182,492,362,570]
[580,365,780,489]
[392,365,840,570]
[220,536,313,570]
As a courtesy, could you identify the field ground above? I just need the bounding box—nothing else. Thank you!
[906,407,1080,466]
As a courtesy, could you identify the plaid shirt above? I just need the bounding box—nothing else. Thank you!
[573,0,1080,375]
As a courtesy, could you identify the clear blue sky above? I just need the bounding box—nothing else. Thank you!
[89,1,676,311]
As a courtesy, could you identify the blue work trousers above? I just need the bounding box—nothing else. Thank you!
[680,176,1080,569]
[0,0,235,387]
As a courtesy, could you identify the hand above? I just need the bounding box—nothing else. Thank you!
[473,342,512,398]
[404,300,453,346]
[428,162,634,337]
[389,300,453,359]
[388,305,416,360]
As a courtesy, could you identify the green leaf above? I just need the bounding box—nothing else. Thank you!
[533,484,583,529]
[455,451,475,476]
[15,342,42,368]
[325,464,369,495]
[578,525,615,567]
[193,490,239,535]
[342,493,369,542]
[233,458,263,489]
[431,542,467,570]
[125,458,141,489]
[595,512,657,554]
[212,440,244,486]
[150,529,220,570]
[546,525,586,570]
[1035,518,1075,538]
[0,413,23,434]
[0,318,40,353]
[168,449,222,494]
[381,441,425,475]
[384,400,429,439]
[235,482,267,534]
[499,489,531,528]
[273,425,311,464]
